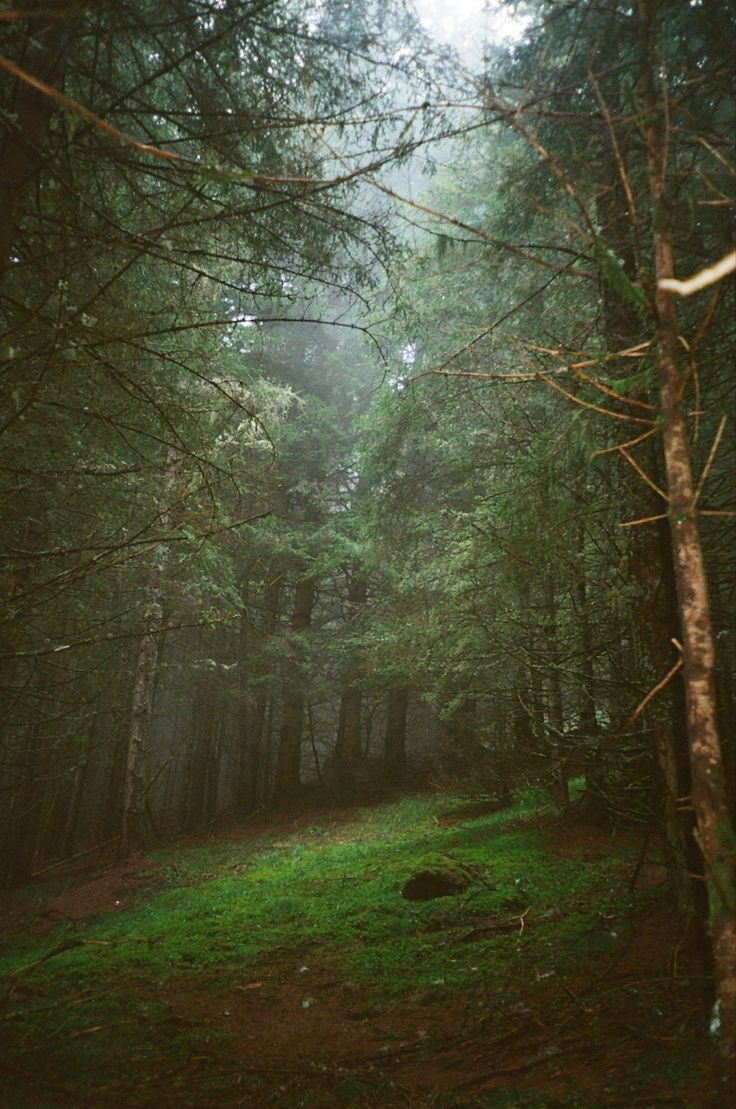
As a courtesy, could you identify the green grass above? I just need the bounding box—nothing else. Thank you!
[3,791,639,985]
[0,789,634,993]
[1,788,661,1105]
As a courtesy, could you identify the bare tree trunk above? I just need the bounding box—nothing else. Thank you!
[384,688,408,782]
[333,686,363,790]
[119,447,177,857]
[640,1,736,1079]
[592,65,695,884]
[61,724,96,858]
[184,670,217,830]
[119,599,161,857]
[237,576,281,811]
[331,566,368,791]
[543,574,569,806]
[273,577,315,799]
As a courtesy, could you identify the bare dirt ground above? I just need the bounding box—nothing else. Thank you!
[109,898,719,1107]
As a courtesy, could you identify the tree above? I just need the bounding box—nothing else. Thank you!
[357,0,735,1074]
[638,0,735,1072]
[0,0,438,873]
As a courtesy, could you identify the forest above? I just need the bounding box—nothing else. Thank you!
[0,0,734,1104]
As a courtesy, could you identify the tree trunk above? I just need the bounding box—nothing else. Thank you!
[640,1,736,1078]
[331,566,368,791]
[0,1,79,281]
[119,601,161,856]
[333,686,363,791]
[238,576,282,810]
[573,545,601,801]
[1,716,49,886]
[273,577,315,799]
[61,724,96,859]
[543,574,569,806]
[384,688,408,782]
[184,672,214,830]
[592,58,695,880]
[119,448,177,857]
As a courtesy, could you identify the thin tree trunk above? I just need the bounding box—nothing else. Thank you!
[61,724,96,858]
[184,671,214,829]
[543,574,569,806]
[273,577,315,799]
[640,1,736,1078]
[384,688,408,782]
[238,576,282,810]
[119,603,161,856]
[333,686,363,790]
[573,510,599,745]
[593,61,694,880]
[119,447,177,857]
[331,567,368,791]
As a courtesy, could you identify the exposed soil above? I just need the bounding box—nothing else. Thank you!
[108,895,719,1108]
[31,857,163,936]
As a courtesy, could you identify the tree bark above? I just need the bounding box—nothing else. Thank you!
[119,599,161,857]
[0,1,79,281]
[119,448,177,857]
[273,577,315,799]
[331,565,368,791]
[236,576,281,812]
[255,577,282,803]
[543,574,569,806]
[592,52,694,883]
[640,1,736,1079]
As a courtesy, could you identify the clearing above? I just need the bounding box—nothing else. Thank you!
[0,788,723,1107]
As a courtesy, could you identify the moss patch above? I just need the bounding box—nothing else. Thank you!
[0,790,719,1107]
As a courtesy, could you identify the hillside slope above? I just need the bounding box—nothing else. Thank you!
[0,791,722,1107]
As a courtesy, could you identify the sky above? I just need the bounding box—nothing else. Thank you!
[414,0,531,58]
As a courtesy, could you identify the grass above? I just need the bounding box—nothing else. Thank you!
[1,790,633,989]
[0,787,700,1106]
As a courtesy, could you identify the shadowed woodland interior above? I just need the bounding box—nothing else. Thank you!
[0,0,734,1104]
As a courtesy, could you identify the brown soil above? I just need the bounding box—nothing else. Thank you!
[31,856,163,936]
[105,895,718,1109]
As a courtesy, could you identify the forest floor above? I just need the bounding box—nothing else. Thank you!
[0,787,726,1108]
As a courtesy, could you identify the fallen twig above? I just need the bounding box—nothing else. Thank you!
[30,837,120,878]
[8,935,154,984]
[456,906,567,942]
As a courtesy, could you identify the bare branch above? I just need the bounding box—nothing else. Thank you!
[658,250,736,297]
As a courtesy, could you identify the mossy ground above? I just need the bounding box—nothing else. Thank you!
[0,789,721,1107]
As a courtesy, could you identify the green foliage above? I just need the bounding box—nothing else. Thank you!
[591,237,648,317]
